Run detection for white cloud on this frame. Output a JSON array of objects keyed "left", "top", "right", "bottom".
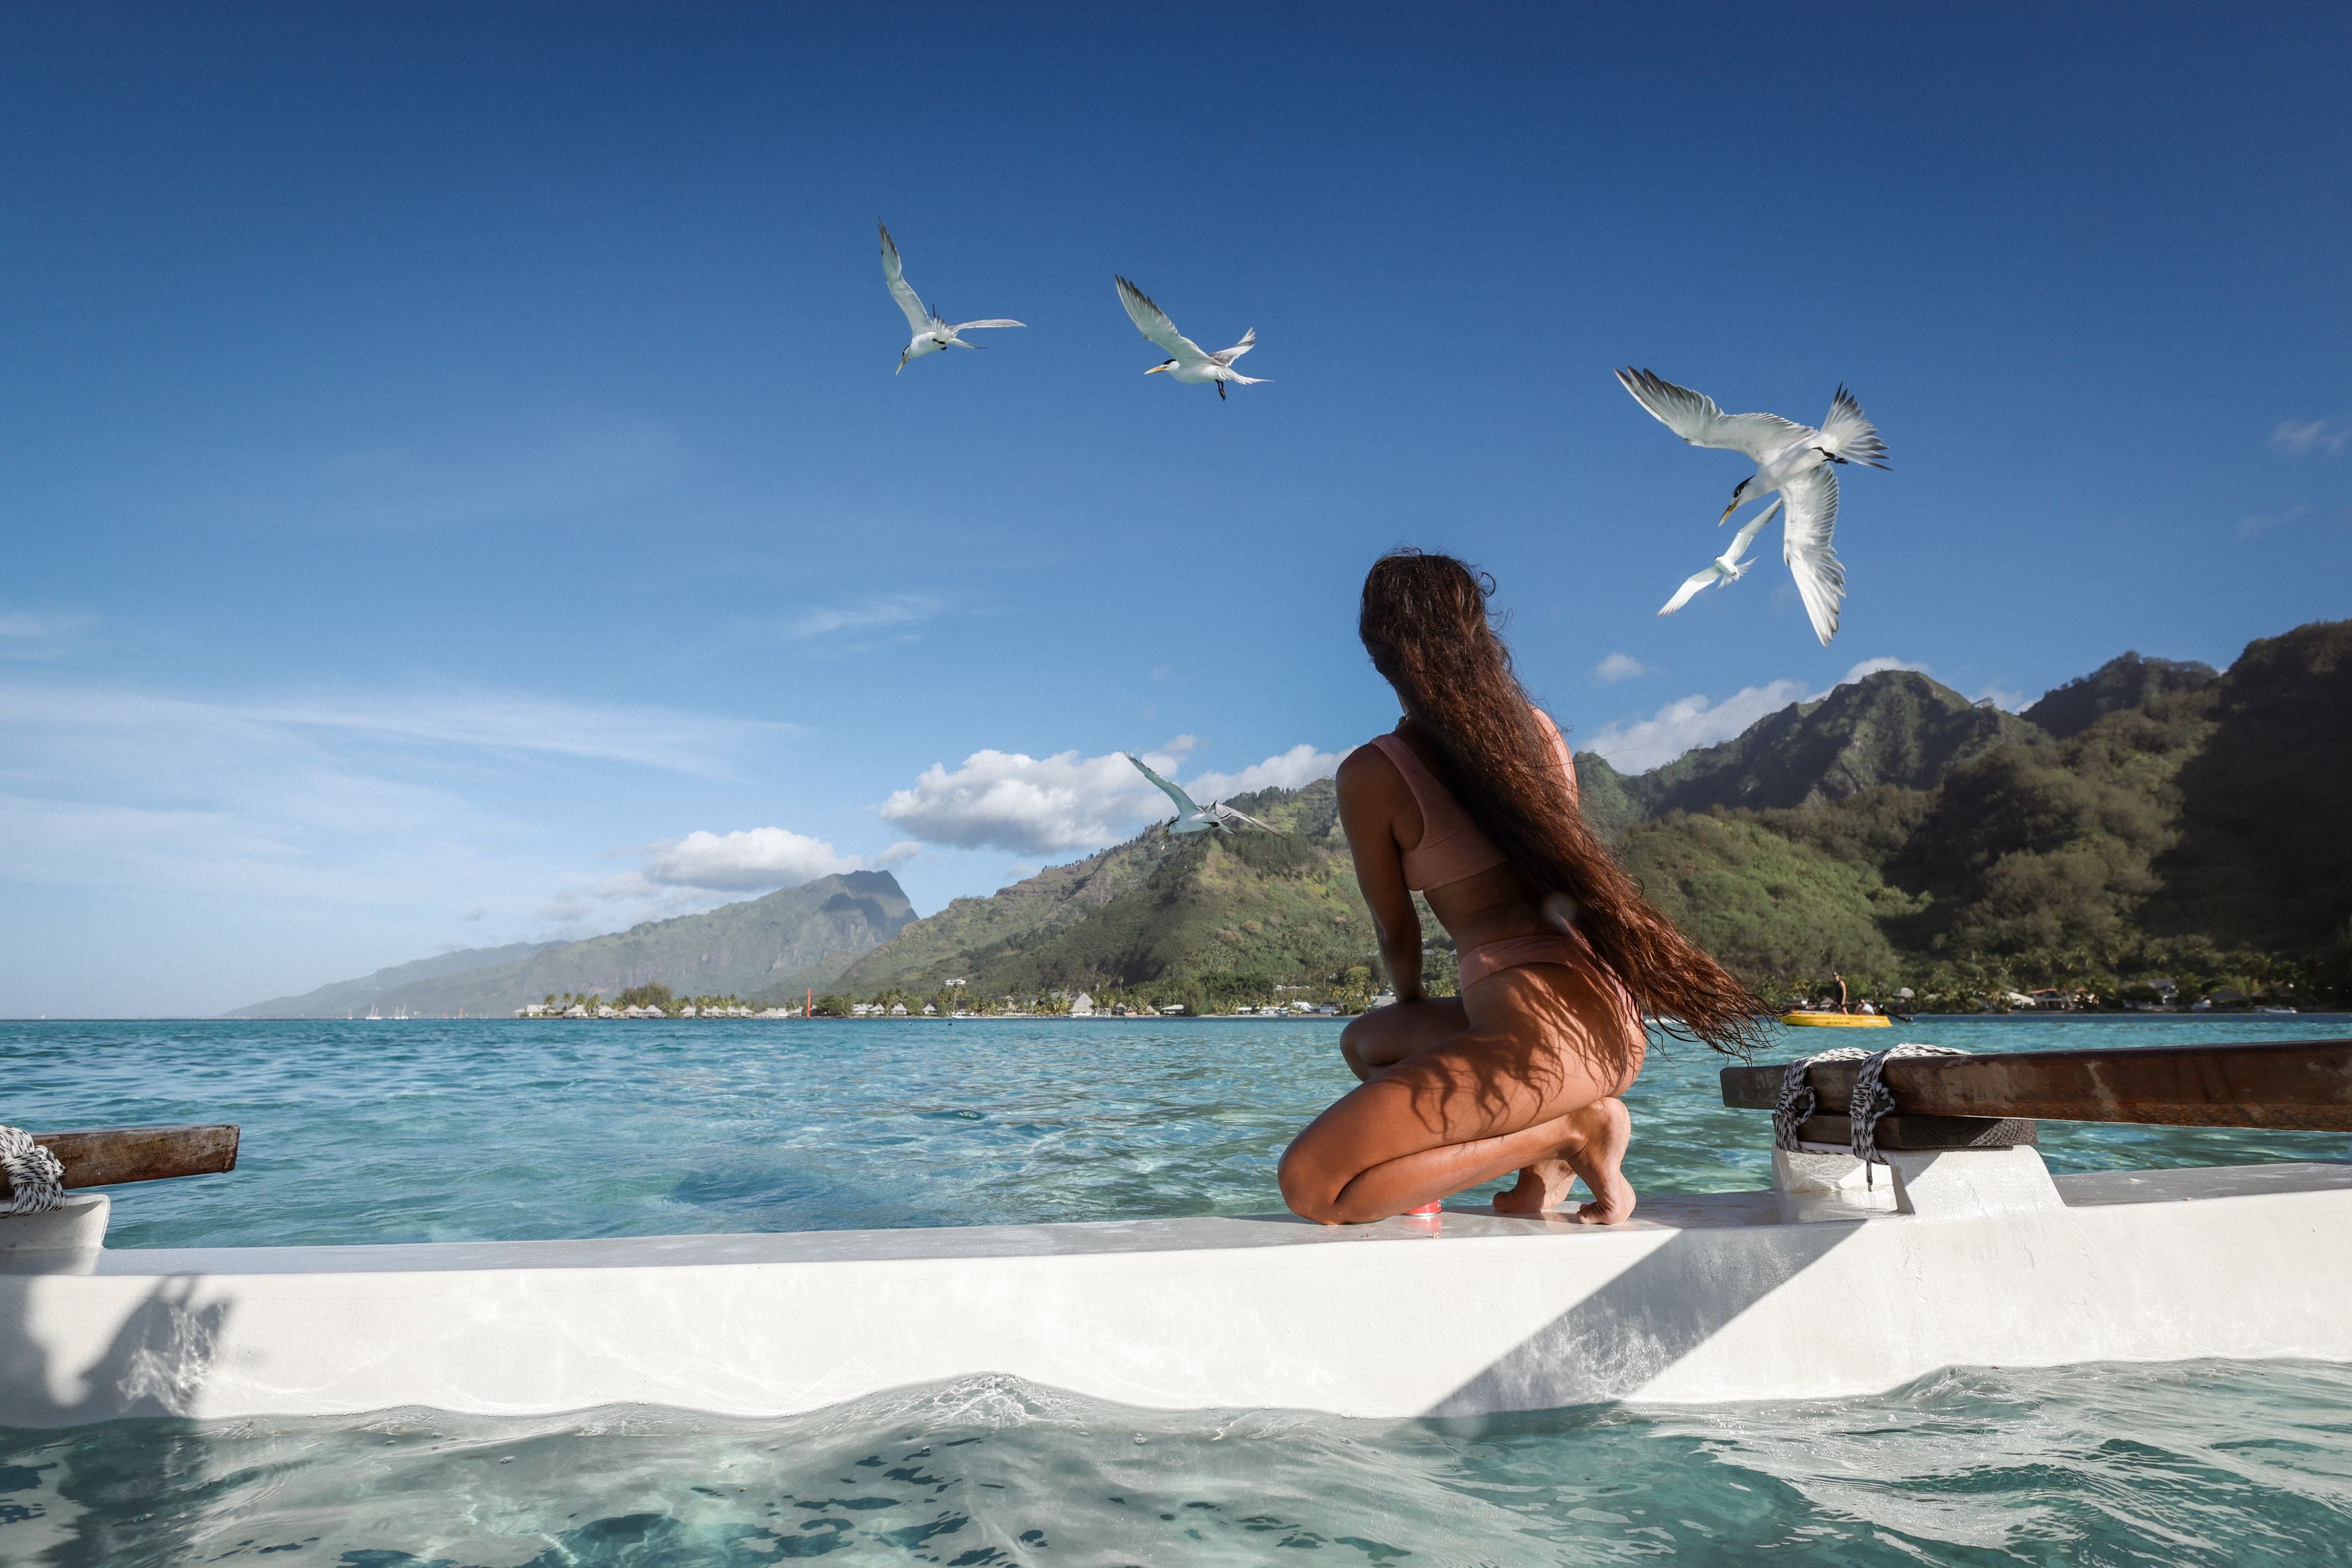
[
  {"left": 2238, "top": 505, "right": 2311, "bottom": 538},
  {"left": 2270, "top": 419, "right": 2350, "bottom": 457},
  {"left": 1837, "top": 656, "right": 1930, "bottom": 684},
  {"left": 0, "top": 611, "right": 84, "bottom": 640},
  {"left": 878, "top": 740, "right": 1338, "bottom": 857},
  {"left": 1593, "top": 652, "right": 1648, "bottom": 683},
  {"left": 880, "top": 748, "right": 1168, "bottom": 855},
  {"left": 0, "top": 679, "right": 784, "bottom": 780},
  {"left": 1584, "top": 657, "right": 1933, "bottom": 774},
  {"left": 786, "top": 595, "right": 941, "bottom": 640},
  {"left": 1187, "top": 744, "right": 1341, "bottom": 801},
  {"left": 640, "top": 827, "right": 864, "bottom": 891},
  {"left": 1976, "top": 685, "right": 2029, "bottom": 712},
  {"left": 0, "top": 670, "right": 801, "bottom": 959},
  {"left": 198, "top": 415, "right": 691, "bottom": 536},
  {"left": 1583, "top": 681, "right": 1810, "bottom": 773},
  {"left": 0, "top": 610, "right": 88, "bottom": 662}
]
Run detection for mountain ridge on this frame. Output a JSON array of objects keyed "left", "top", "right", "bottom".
[
  {"left": 233, "top": 619, "right": 2352, "bottom": 1017},
  {"left": 231, "top": 941, "right": 564, "bottom": 1019},
  {"left": 230, "top": 872, "right": 914, "bottom": 1017},
  {"left": 825, "top": 624, "right": 2348, "bottom": 1008},
  {"left": 1618, "top": 670, "right": 2042, "bottom": 818}
]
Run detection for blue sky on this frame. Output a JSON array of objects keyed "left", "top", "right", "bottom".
[{"left": 3, "top": 5, "right": 2347, "bottom": 1016}]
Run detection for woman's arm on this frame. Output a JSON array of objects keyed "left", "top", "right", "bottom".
[{"left": 1335, "top": 744, "right": 1425, "bottom": 1002}]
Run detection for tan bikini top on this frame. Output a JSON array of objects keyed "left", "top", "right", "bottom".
[{"left": 1368, "top": 707, "right": 1577, "bottom": 891}]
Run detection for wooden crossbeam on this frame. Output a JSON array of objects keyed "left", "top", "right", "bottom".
[
  {"left": 1722, "top": 1041, "right": 2352, "bottom": 1131},
  {"left": 1, "top": 1125, "right": 239, "bottom": 1198}
]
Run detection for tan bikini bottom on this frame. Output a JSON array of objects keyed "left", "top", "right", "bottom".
[{"left": 1456, "top": 932, "right": 1595, "bottom": 992}]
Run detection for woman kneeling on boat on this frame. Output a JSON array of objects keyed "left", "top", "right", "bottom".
[{"left": 1278, "top": 551, "right": 1768, "bottom": 1226}]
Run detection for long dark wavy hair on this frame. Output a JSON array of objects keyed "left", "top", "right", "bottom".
[{"left": 1359, "top": 549, "right": 1771, "bottom": 1055}]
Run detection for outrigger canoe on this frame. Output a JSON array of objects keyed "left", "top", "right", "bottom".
[
  {"left": 1781, "top": 1010, "right": 1891, "bottom": 1027},
  {"left": 5, "top": 1040, "right": 2351, "bottom": 1426}
]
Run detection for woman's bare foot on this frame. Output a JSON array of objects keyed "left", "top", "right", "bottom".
[
  {"left": 1558, "top": 1097, "right": 1634, "bottom": 1224},
  {"left": 1492, "top": 1158, "right": 1579, "bottom": 1214}
]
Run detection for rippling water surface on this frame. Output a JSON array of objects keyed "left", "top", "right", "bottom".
[
  {"left": 9, "top": 1014, "right": 2350, "bottom": 1248},
  {"left": 5, "top": 1015, "right": 2351, "bottom": 1562},
  {"left": 7, "top": 1363, "right": 2352, "bottom": 1566}
]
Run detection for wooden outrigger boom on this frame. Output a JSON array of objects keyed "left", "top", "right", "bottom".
[
  {"left": 0, "top": 1123, "right": 237, "bottom": 1201},
  {"left": 1723, "top": 1039, "right": 2352, "bottom": 1132}
]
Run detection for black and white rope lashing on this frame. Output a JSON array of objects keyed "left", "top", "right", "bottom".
[
  {"left": 1772, "top": 1043, "right": 1973, "bottom": 1177},
  {"left": 1846, "top": 1043, "right": 1970, "bottom": 1167},
  {"left": 1772, "top": 1045, "right": 1872, "bottom": 1152},
  {"left": 0, "top": 1125, "right": 65, "bottom": 1215}
]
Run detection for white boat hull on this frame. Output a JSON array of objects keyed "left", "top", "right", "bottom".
[{"left": 6, "top": 1152, "right": 2351, "bottom": 1428}]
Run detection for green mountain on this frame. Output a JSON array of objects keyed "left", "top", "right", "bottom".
[
  {"left": 230, "top": 941, "right": 562, "bottom": 1018},
  {"left": 232, "top": 872, "right": 914, "bottom": 1017},
  {"left": 826, "top": 621, "right": 2350, "bottom": 1013},
  {"left": 233, "top": 620, "right": 2352, "bottom": 1020},
  {"left": 1622, "top": 670, "right": 2042, "bottom": 816},
  {"left": 2021, "top": 652, "right": 2218, "bottom": 740},
  {"left": 1566, "top": 750, "right": 1647, "bottom": 842},
  {"left": 832, "top": 782, "right": 1390, "bottom": 1011},
  {"left": 1619, "top": 621, "right": 2351, "bottom": 1007},
  {"left": 821, "top": 668, "right": 2062, "bottom": 1009},
  {"left": 2141, "top": 623, "right": 2352, "bottom": 953}
]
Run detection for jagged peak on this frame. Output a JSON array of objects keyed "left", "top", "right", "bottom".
[{"left": 2024, "top": 652, "right": 2219, "bottom": 740}]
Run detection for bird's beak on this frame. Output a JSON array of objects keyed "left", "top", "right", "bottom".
[
  {"left": 1144, "top": 363, "right": 1169, "bottom": 375},
  {"left": 1718, "top": 498, "right": 1739, "bottom": 525}
]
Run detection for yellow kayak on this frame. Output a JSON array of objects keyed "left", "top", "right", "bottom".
[{"left": 1780, "top": 1011, "right": 1891, "bottom": 1028}]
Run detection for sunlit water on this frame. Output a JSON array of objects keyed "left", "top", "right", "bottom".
[{"left": 6, "top": 1015, "right": 2351, "bottom": 1563}]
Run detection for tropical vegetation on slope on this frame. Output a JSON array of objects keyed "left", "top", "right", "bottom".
[
  {"left": 230, "top": 619, "right": 2351, "bottom": 1019},
  {"left": 827, "top": 619, "right": 2351, "bottom": 1015}
]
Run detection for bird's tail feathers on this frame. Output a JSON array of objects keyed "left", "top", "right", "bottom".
[
  {"left": 1220, "top": 371, "right": 1266, "bottom": 386},
  {"left": 1818, "top": 385, "right": 1891, "bottom": 469}
]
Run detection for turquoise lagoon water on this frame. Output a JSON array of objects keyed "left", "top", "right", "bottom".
[{"left": 5, "top": 1014, "right": 2352, "bottom": 1563}]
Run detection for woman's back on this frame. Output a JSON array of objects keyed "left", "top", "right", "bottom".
[{"left": 1345, "top": 707, "right": 1579, "bottom": 955}]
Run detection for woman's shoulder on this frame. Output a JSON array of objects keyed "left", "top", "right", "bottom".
[
  {"left": 1337, "top": 737, "right": 1399, "bottom": 781},
  {"left": 1336, "top": 738, "right": 1411, "bottom": 799}
]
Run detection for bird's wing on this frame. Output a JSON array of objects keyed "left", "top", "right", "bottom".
[
  {"left": 1724, "top": 497, "right": 1782, "bottom": 566},
  {"left": 1116, "top": 277, "right": 1212, "bottom": 365},
  {"left": 1216, "top": 803, "right": 1285, "bottom": 834},
  {"left": 1656, "top": 566, "right": 1719, "bottom": 617},
  {"left": 1779, "top": 466, "right": 1846, "bottom": 646},
  {"left": 1126, "top": 752, "right": 1200, "bottom": 816},
  {"left": 1216, "top": 327, "right": 1257, "bottom": 363},
  {"left": 951, "top": 318, "right": 1025, "bottom": 331},
  {"left": 1816, "top": 384, "right": 1891, "bottom": 469},
  {"left": 879, "top": 223, "right": 931, "bottom": 333},
  {"left": 1615, "top": 368, "right": 1809, "bottom": 460}
]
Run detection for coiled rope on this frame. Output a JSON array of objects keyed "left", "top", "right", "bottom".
[
  {"left": 0, "top": 1125, "right": 65, "bottom": 1215},
  {"left": 1773, "top": 1043, "right": 1973, "bottom": 1180}
]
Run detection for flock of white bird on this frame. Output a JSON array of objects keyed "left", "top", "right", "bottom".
[
  {"left": 1616, "top": 369, "right": 1890, "bottom": 646},
  {"left": 879, "top": 222, "right": 1894, "bottom": 829},
  {"left": 880, "top": 221, "right": 1261, "bottom": 399}
]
